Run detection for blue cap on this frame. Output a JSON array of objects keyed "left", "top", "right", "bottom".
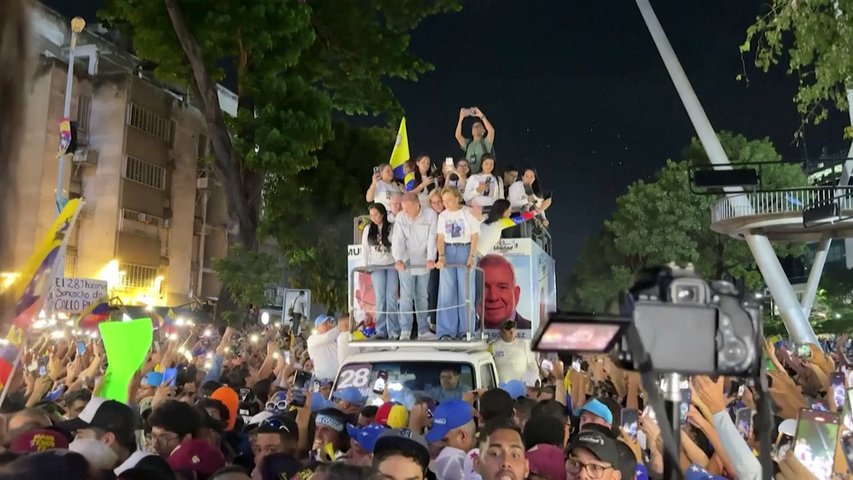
[
  {"left": 577, "top": 399, "right": 613, "bottom": 425},
  {"left": 424, "top": 399, "right": 474, "bottom": 443},
  {"left": 332, "top": 387, "right": 365, "bottom": 406},
  {"left": 498, "top": 380, "right": 526, "bottom": 399},
  {"left": 345, "top": 423, "right": 388, "bottom": 452},
  {"left": 314, "top": 314, "right": 332, "bottom": 326},
  {"left": 310, "top": 392, "right": 335, "bottom": 413}
]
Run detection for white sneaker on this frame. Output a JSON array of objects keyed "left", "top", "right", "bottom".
[
  {"left": 399, "top": 332, "right": 412, "bottom": 341},
  {"left": 418, "top": 332, "right": 438, "bottom": 341}
]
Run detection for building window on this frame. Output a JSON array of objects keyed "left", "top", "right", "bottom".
[
  {"left": 127, "top": 103, "right": 171, "bottom": 142},
  {"left": 125, "top": 155, "right": 166, "bottom": 190},
  {"left": 76, "top": 96, "right": 92, "bottom": 133},
  {"left": 197, "top": 133, "right": 209, "bottom": 159},
  {"left": 120, "top": 263, "right": 159, "bottom": 289}
]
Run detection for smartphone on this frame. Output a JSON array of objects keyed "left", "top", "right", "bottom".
[
  {"left": 444, "top": 157, "right": 454, "bottom": 168},
  {"left": 291, "top": 389, "right": 306, "bottom": 408},
  {"left": 735, "top": 408, "right": 753, "bottom": 441},
  {"left": 294, "top": 370, "right": 312, "bottom": 390},
  {"left": 842, "top": 432, "right": 853, "bottom": 473},
  {"left": 794, "top": 409, "right": 840, "bottom": 480},
  {"left": 163, "top": 367, "right": 177, "bottom": 387},
  {"left": 285, "top": 351, "right": 291, "bottom": 364},
  {"left": 831, "top": 372, "right": 846, "bottom": 411},
  {"left": 372, "top": 370, "right": 388, "bottom": 395},
  {"left": 76, "top": 341, "right": 86, "bottom": 357},
  {"left": 373, "top": 166, "right": 379, "bottom": 175},
  {"left": 796, "top": 343, "right": 813, "bottom": 359},
  {"left": 642, "top": 404, "right": 657, "bottom": 422},
  {"left": 773, "top": 433, "right": 794, "bottom": 462},
  {"left": 37, "top": 356, "right": 48, "bottom": 377},
  {"left": 313, "top": 380, "right": 320, "bottom": 393},
  {"left": 680, "top": 388, "right": 691, "bottom": 425},
  {"left": 620, "top": 408, "right": 639, "bottom": 441},
  {"left": 571, "top": 358, "right": 582, "bottom": 372}
]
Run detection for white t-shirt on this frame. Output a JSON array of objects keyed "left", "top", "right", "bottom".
[
  {"left": 307, "top": 328, "right": 341, "bottom": 381},
  {"left": 372, "top": 181, "right": 400, "bottom": 211},
  {"left": 361, "top": 223, "right": 395, "bottom": 266},
  {"left": 437, "top": 208, "right": 480, "bottom": 245},
  {"left": 476, "top": 222, "right": 503, "bottom": 256},
  {"left": 463, "top": 173, "right": 503, "bottom": 207},
  {"left": 490, "top": 338, "right": 539, "bottom": 384}
]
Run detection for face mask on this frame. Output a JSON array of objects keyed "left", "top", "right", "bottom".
[{"left": 69, "top": 437, "right": 119, "bottom": 470}]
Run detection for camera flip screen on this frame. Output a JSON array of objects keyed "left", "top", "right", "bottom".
[{"left": 536, "top": 322, "right": 622, "bottom": 352}]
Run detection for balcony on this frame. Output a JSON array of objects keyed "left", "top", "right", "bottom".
[{"left": 710, "top": 187, "right": 853, "bottom": 241}]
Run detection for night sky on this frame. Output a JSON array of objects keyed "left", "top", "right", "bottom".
[{"left": 51, "top": 1, "right": 851, "bottom": 283}]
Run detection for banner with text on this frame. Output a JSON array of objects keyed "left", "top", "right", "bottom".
[{"left": 51, "top": 278, "right": 108, "bottom": 314}]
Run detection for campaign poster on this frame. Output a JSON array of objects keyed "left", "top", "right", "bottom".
[{"left": 347, "top": 245, "right": 377, "bottom": 331}]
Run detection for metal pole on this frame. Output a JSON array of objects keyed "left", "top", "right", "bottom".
[
  {"left": 801, "top": 235, "right": 831, "bottom": 318},
  {"left": 56, "top": 17, "right": 86, "bottom": 214}
]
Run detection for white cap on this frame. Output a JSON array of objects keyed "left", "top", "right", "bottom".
[
  {"left": 778, "top": 419, "right": 796, "bottom": 437},
  {"left": 114, "top": 450, "right": 155, "bottom": 476},
  {"left": 248, "top": 410, "right": 274, "bottom": 427}
]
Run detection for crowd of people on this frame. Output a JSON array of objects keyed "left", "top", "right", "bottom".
[
  {"left": 360, "top": 108, "right": 552, "bottom": 341},
  {"left": 0, "top": 316, "right": 841, "bottom": 480}
]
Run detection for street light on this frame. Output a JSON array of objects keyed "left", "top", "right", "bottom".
[{"left": 57, "top": 16, "right": 87, "bottom": 215}]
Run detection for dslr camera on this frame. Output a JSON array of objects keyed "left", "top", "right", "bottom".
[{"left": 615, "top": 266, "right": 762, "bottom": 376}]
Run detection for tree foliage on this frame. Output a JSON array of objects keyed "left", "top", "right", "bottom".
[
  {"left": 263, "top": 121, "right": 391, "bottom": 313},
  {"left": 212, "top": 244, "right": 282, "bottom": 322},
  {"left": 742, "top": 0, "right": 853, "bottom": 128},
  {"left": 566, "top": 132, "right": 809, "bottom": 312}
]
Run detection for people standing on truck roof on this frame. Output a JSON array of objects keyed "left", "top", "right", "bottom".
[
  {"left": 427, "top": 366, "right": 471, "bottom": 403},
  {"left": 361, "top": 203, "right": 401, "bottom": 340},
  {"left": 365, "top": 163, "right": 402, "bottom": 213},
  {"left": 307, "top": 314, "right": 349, "bottom": 381},
  {"left": 435, "top": 187, "right": 480, "bottom": 340},
  {"left": 489, "top": 319, "right": 540, "bottom": 384},
  {"left": 392, "top": 193, "right": 439, "bottom": 341},
  {"left": 463, "top": 153, "right": 504, "bottom": 208},
  {"left": 454, "top": 106, "right": 496, "bottom": 174}
]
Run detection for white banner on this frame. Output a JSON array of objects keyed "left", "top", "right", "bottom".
[{"left": 51, "top": 277, "right": 108, "bottom": 314}]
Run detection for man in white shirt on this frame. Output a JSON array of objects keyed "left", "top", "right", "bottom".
[
  {"left": 392, "top": 193, "right": 439, "bottom": 341},
  {"left": 425, "top": 399, "right": 478, "bottom": 480},
  {"left": 289, "top": 291, "right": 307, "bottom": 335},
  {"left": 489, "top": 320, "right": 539, "bottom": 384},
  {"left": 306, "top": 314, "right": 349, "bottom": 381}
]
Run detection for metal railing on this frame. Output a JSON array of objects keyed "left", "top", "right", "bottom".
[
  {"left": 348, "top": 263, "right": 486, "bottom": 341},
  {"left": 710, "top": 187, "right": 853, "bottom": 224}
]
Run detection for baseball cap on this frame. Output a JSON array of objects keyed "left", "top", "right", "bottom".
[
  {"left": 314, "top": 314, "right": 332, "bottom": 326},
  {"left": 346, "top": 423, "right": 388, "bottom": 452},
  {"left": 9, "top": 428, "right": 70, "bottom": 454},
  {"left": 246, "top": 410, "right": 275, "bottom": 430},
  {"left": 311, "top": 392, "right": 335, "bottom": 413},
  {"left": 257, "top": 416, "right": 299, "bottom": 442},
  {"left": 499, "top": 380, "right": 526, "bottom": 400},
  {"left": 567, "top": 429, "right": 620, "bottom": 466},
  {"left": 332, "top": 387, "right": 365, "bottom": 406},
  {"left": 167, "top": 438, "right": 226, "bottom": 476},
  {"left": 577, "top": 398, "right": 614, "bottom": 426},
  {"left": 375, "top": 402, "right": 409, "bottom": 429},
  {"left": 425, "top": 399, "right": 474, "bottom": 443},
  {"left": 527, "top": 444, "right": 567, "bottom": 480},
  {"left": 374, "top": 428, "right": 430, "bottom": 470},
  {"left": 57, "top": 397, "right": 136, "bottom": 446}
]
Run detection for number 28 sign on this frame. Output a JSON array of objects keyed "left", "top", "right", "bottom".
[{"left": 335, "top": 363, "right": 372, "bottom": 389}]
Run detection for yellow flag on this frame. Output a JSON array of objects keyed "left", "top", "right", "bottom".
[{"left": 389, "top": 117, "right": 410, "bottom": 179}]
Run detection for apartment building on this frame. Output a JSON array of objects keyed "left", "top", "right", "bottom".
[{"left": 1, "top": 3, "right": 235, "bottom": 307}]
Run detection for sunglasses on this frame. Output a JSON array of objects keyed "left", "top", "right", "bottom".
[{"left": 266, "top": 400, "right": 288, "bottom": 412}]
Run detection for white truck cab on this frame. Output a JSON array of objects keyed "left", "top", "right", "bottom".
[{"left": 330, "top": 341, "right": 499, "bottom": 405}]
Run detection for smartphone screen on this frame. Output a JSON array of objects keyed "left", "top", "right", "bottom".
[
  {"left": 844, "top": 388, "right": 853, "bottom": 431},
  {"left": 831, "top": 372, "right": 846, "bottom": 411},
  {"left": 444, "top": 157, "right": 454, "bottom": 168},
  {"left": 735, "top": 408, "right": 753, "bottom": 441},
  {"left": 620, "top": 408, "right": 639, "bottom": 441},
  {"left": 680, "top": 388, "right": 691, "bottom": 425},
  {"left": 163, "top": 367, "right": 177, "bottom": 387},
  {"left": 313, "top": 380, "right": 320, "bottom": 393},
  {"left": 773, "top": 433, "right": 794, "bottom": 462},
  {"left": 372, "top": 370, "right": 388, "bottom": 395},
  {"left": 294, "top": 370, "right": 312, "bottom": 390},
  {"left": 571, "top": 358, "right": 582, "bottom": 372},
  {"left": 812, "top": 401, "right": 830, "bottom": 412},
  {"left": 76, "top": 341, "right": 86, "bottom": 356},
  {"left": 796, "top": 343, "right": 813, "bottom": 359},
  {"left": 373, "top": 166, "right": 379, "bottom": 174},
  {"left": 37, "top": 356, "right": 48, "bottom": 377},
  {"left": 291, "top": 389, "right": 306, "bottom": 408},
  {"left": 794, "top": 409, "right": 840, "bottom": 480}
]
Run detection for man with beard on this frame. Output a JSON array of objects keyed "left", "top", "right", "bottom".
[{"left": 476, "top": 418, "right": 529, "bottom": 480}]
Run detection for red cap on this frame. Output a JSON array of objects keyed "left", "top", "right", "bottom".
[
  {"left": 9, "top": 428, "right": 70, "bottom": 454},
  {"left": 167, "top": 439, "right": 225, "bottom": 476},
  {"left": 527, "top": 444, "right": 567, "bottom": 480}
]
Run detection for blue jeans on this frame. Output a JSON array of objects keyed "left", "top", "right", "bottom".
[
  {"left": 371, "top": 268, "right": 400, "bottom": 338},
  {"left": 437, "top": 243, "right": 475, "bottom": 338},
  {"left": 399, "top": 269, "right": 430, "bottom": 335}
]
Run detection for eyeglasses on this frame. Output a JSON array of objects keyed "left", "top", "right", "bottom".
[
  {"left": 148, "top": 431, "right": 179, "bottom": 446},
  {"left": 565, "top": 457, "right": 612, "bottom": 479}
]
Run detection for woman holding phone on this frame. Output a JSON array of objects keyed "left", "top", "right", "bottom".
[
  {"left": 365, "top": 163, "right": 402, "bottom": 213},
  {"left": 362, "top": 203, "right": 400, "bottom": 340},
  {"left": 463, "top": 153, "right": 503, "bottom": 207},
  {"left": 435, "top": 187, "right": 479, "bottom": 340}
]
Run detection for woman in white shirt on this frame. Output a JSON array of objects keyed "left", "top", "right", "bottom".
[
  {"left": 435, "top": 187, "right": 480, "bottom": 340},
  {"left": 365, "top": 163, "right": 402, "bottom": 213},
  {"left": 463, "top": 153, "right": 504, "bottom": 207},
  {"left": 476, "top": 199, "right": 539, "bottom": 256},
  {"left": 361, "top": 203, "right": 400, "bottom": 339}
]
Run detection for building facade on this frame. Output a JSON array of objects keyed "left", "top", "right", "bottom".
[{"left": 1, "top": 3, "right": 234, "bottom": 307}]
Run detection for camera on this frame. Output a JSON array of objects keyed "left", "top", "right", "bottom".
[
  {"left": 616, "top": 266, "right": 762, "bottom": 376},
  {"left": 533, "top": 266, "right": 762, "bottom": 376}
]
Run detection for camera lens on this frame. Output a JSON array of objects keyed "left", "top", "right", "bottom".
[{"left": 675, "top": 285, "right": 699, "bottom": 303}]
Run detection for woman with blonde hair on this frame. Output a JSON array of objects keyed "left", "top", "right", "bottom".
[{"left": 435, "top": 187, "right": 479, "bottom": 340}]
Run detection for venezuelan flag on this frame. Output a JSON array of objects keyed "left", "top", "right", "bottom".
[
  {"left": 78, "top": 297, "right": 110, "bottom": 330},
  {"left": 494, "top": 210, "right": 537, "bottom": 230},
  {"left": 389, "top": 118, "right": 410, "bottom": 179},
  {"left": 0, "top": 340, "right": 20, "bottom": 390},
  {"left": 404, "top": 172, "right": 416, "bottom": 191}
]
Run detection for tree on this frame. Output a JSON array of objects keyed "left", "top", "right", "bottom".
[
  {"left": 742, "top": 0, "right": 853, "bottom": 129},
  {"left": 102, "top": 0, "right": 460, "bottom": 315},
  {"left": 212, "top": 244, "right": 282, "bottom": 323},
  {"left": 569, "top": 132, "right": 808, "bottom": 310},
  {"left": 262, "top": 121, "right": 391, "bottom": 313}
]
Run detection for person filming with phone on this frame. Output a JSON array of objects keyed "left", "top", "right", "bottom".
[{"left": 454, "top": 106, "right": 495, "bottom": 174}]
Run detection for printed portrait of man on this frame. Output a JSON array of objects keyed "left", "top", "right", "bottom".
[{"left": 477, "top": 254, "right": 531, "bottom": 329}]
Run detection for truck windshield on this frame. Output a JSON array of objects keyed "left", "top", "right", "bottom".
[{"left": 334, "top": 361, "right": 475, "bottom": 406}]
